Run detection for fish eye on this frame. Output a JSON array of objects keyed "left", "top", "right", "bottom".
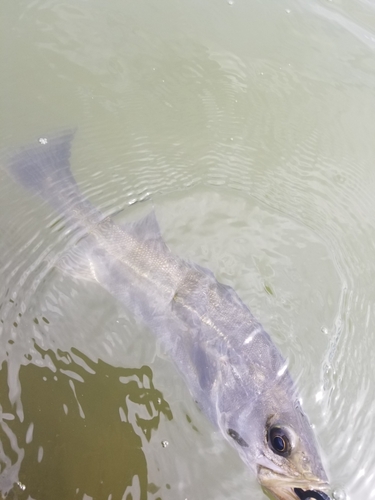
[{"left": 268, "top": 425, "right": 291, "bottom": 457}]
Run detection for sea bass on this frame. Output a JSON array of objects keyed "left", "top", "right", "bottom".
[{"left": 6, "top": 132, "right": 331, "bottom": 500}]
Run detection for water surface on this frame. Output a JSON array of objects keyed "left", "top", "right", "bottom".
[{"left": 1, "top": 0, "right": 375, "bottom": 499}]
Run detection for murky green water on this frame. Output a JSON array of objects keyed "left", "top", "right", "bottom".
[{"left": 1, "top": 0, "right": 375, "bottom": 498}]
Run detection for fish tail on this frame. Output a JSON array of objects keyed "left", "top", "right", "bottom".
[{"left": 6, "top": 130, "right": 78, "bottom": 200}]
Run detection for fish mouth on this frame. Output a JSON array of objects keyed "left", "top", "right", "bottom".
[
  {"left": 294, "top": 488, "right": 330, "bottom": 500},
  {"left": 258, "top": 466, "right": 331, "bottom": 500}
]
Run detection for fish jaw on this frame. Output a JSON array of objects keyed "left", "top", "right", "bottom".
[{"left": 258, "top": 465, "right": 331, "bottom": 500}]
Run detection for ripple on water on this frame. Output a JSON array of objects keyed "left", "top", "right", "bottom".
[
  {"left": 1, "top": 106, "right": 372, "bottom": 497},
  {"left": 1, "top": 3, "right": 375, "bottom": 496}
]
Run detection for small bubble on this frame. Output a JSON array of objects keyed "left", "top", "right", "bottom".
[
  {"left": 161, "top": 440, "right": 169, "bottom": 448},
  {"left": 321, "top": 326, "right": 329, "bottom": 335},
  {"left": 285, "top": 9, "right": 291, "bottom": 13},
  {"left": 157, "top": 398, "right": 161, "bottom": 404},
  {"left": 39, "top": 138, "right": 48, "bottom": 145},
  {"left": 227, "top": 0, "right": 234, "bottom": 4},
  {"left": 333, "top": 490, "right": 346, "bottom": 500}
]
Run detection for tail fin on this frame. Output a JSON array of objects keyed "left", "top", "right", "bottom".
[{"left": 6, "top": 130, "right": 77, "bottom": 198}]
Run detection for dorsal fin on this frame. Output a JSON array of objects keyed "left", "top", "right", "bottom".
[
  {"left": 122, "top": 211, "right": 169, "bottom": 253},
  {"left": 128, "top": 210, "right": 162, "bottom": 239}
]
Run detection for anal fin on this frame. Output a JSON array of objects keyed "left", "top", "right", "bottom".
[{"left": 57, "top": 238, "right": 98, "bottom": 282}]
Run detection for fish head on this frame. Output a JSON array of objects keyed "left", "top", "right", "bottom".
[
  {"left": 255, "top": 404, "right": 331, "bottom": 500},
  {"left": 223, "top": 375, "right": 330, "bottom": 500}
]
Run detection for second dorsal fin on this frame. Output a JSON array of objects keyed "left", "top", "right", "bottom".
[
  {"left": 123, "top": 210, "right": 169, "bottom": 253},
  {"left": 129, "top": 210, "right": 162, "bottom": 239}
]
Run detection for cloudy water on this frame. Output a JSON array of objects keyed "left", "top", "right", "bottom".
[{"left": 1, "top": 0, "right": 375, "bottom": 499}]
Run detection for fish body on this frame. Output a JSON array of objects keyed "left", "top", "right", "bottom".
[{"left": 6, "top": 132, "right": 331, "bottom": 500}]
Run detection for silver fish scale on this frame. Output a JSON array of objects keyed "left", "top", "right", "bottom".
[{"left": 82, "top": 225, "right": 291, "bottom": 429}]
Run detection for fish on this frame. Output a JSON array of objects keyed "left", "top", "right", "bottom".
[{"left": 5, "top": 131, "right": 331, "bottom": 500}]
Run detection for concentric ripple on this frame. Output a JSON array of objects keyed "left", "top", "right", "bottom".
[{"left": 1, "top": 0, "right": 375, "bottom": 499}]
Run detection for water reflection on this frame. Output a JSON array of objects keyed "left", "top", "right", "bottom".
[{"left": 0, "top": 348, "right": 172, "bottom": 500}]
